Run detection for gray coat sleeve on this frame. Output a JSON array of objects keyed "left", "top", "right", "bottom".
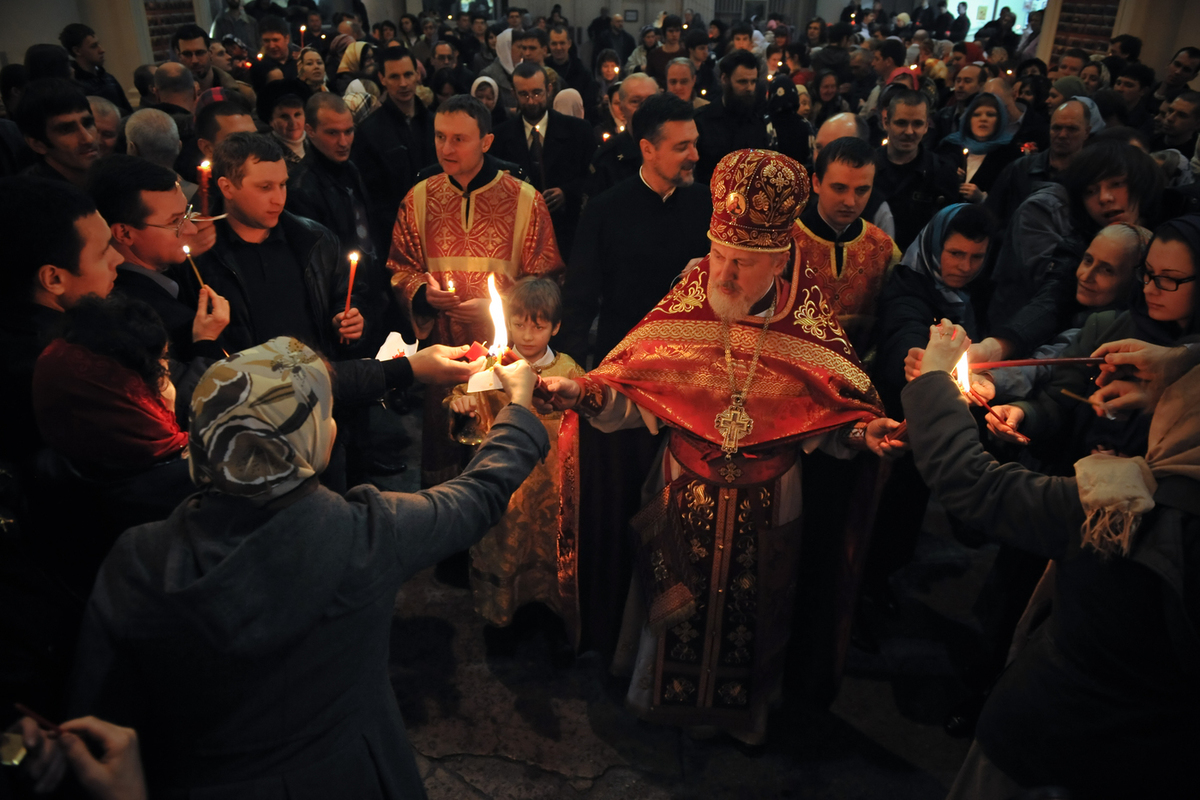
[
  {"left": 902, "top": 371, "right": 1085, "bottom": 560},
  {"left": 352, "top": 404, "right": 551, "bottom": 579}
]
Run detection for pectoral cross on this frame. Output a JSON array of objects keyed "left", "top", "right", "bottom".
[{"left": 715, "top": 400, "right": 754, "bottom": 456}]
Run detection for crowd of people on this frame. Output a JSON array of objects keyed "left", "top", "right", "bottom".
[{"left": 0, "top": 1, "right": 1199, "bottom": 797}]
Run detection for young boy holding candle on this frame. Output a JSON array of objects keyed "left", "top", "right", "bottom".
[{"left": 448, "top": 277, "right": 585, "bottom": 654}]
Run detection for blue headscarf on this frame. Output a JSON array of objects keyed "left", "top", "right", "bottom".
[
  {"left": 900, "top": 203, "right": 978, "bottom": 334},
  {"left": 942, "top": 92, "right": 1014, "bottom": 155}
]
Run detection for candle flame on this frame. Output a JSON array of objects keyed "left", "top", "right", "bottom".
[
  {"left": 349, "top": 251, "right": 359, "bottom": 265},
  {"left": 199, "top": 159, "right": 211, "bottom": 171},
  {"left": 954, "top": 353, "right": 971, "bottom": 393},
  {"left": 882, "top": 137, "right": 889, "bottom": 146},
  {"left": 257, "top": 53, "right": 263, "bottom": 60},
  {"left": 300, "top": 25, "right": 306, "bottom": 32},
  {"left": 602, "top": 132, "right": 610, "bottom": 140},
  {"left": 182, "top": 244, "right": 191, "bottom": 255},
  {"left": 445, "top": 277, "right": 455, "bottom": 292},
  {"left": 614, "top": 66, "right": 620, "bottom": 74},
  {"left": 486, "top": 274, "right": 507, "bottom": 355}
]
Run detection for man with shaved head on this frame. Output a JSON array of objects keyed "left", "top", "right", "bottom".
[{"left": 588, "top": 72, "right": 658, "bottom": 196}]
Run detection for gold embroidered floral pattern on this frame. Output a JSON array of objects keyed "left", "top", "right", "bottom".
[
  {"left": 717, "top": 681, "right": 749, "bottom": 706},
  {"left": 666, "top": 280, "right": 708, "bottom": 314},
  {"left": 664, "top": 677, "right": 697, "bottom": 703},
  {"left": 793, "top": 288, "right": 852, "bottom": 351}
]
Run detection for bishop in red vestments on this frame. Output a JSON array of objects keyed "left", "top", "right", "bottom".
[{"left": 544, "top": 149, "right": 905, "bottom": 743}]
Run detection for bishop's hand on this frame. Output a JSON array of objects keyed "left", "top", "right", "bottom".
[
  {"left": 540, "top": 376, "right": 581, "bottom": 412},
  {"left": 866, "top": 418, "right": 908, "bottom": 458}
]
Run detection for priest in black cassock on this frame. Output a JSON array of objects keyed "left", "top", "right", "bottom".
[{"left": 556, "top": 93, "right": 712, "bottom": 656}]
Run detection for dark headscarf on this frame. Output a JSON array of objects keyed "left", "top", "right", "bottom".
[
  {"left": 900, "top": 203, "right": 978, "bottom": 333},
  {"left": 943, "top": 92, "right": 1014, "bottom": 154}
]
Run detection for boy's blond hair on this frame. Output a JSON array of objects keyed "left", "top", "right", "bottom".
[{"left": 505, "top": 276, "right": 563, "bottom": 324}]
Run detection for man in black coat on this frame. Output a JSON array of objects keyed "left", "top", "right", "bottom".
[
  {"left": 289, "top": 94, "right": 411, "bottom": 350},
  {"left": 351, "top": 50, "right": 435, "bottom": 267},
  {"left": 694, "top": 49, "right": 768, "bottom": 184},
  {"left": 87, "top": 155, "right": 229, "bottom": 370},
  {"left": 490, "top": 62, "right": 596, "bottom": 260},
  {"left": 548, "top": 24, "right": 598, "bottom": 121},
  {"left": 248, "top": 15, "right": 298, "bottom": 90},
  {"left": 60, "top": 23, "right": 133, "bottom": 115},
  {"left": 555, "top": 93, "right": 711, "bottom": 656},
  {"left": 870, "top": 89, "right": 959, "bottom": 252},
  {"left": 588, "top": 73, "right": 659, "bottom": 198}
]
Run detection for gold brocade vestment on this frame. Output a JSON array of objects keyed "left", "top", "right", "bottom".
[
  {"left": 386, "top": 169, "right": 562, "bottom": 486},
  {"left": 578, "top": 260, "right": 884, "bottom": 741}
]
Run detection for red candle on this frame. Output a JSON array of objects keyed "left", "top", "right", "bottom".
[
  {"left": 197, "top": 160, "right": 211, "bottom": 215},
  {"left": 299, "top": 25, "right": 306, "bottom": 47},
  {"left": 344, "top": 251, "right": 359, "bottom": 317}
]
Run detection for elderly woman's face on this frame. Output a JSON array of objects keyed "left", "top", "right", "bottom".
[
  {"left": 474, "top": 83, "right": 496, "bottom": 110},
  {"left": 819, "top": 74, "right": 838, "bottom": 102}
]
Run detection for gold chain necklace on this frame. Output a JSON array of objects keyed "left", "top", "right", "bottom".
[{"left": 714, "top": 299, "right": 775, "bottom": 481}]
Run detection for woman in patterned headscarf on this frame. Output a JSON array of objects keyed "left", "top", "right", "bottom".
[{"left": 70, "top": 337, "right": 549, "bottom": 798}]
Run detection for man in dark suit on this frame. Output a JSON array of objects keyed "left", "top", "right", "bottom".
[{"left": 489, "top": 61, "right": 596, "bottom": 258}]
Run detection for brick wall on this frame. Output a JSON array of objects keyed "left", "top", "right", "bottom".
[
  {"left": 1050, "top": 0, "right": 1119, "bottom": 67},
  {"left": 145, "top": 1, "right": 197, "bottom": 61}
]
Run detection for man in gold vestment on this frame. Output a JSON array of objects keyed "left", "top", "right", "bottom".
[
  {"left": 544, "top": 149, "right": 905, "bottom": 744},
  {"left": 387, "top": 95, "right": 562, "bottom": 487}
]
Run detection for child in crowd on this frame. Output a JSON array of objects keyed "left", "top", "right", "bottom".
[{"left": 448, "top": 277, "right": 585, "bottom": 653}]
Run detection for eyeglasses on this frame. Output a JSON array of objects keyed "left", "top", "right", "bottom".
[
  {"left": 1136, "top": 265, "right": 1198, "bottom": 292},
  {"left": 144, "top": 204, "right": 197, "bottom": 238},
  {"left": 143, "top": 205, "right": 227, "bottom": 237},
  {"left": 516, "top": 89, "right": 546, "bottom": 101}
]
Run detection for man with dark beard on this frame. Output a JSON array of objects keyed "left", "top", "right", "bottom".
[
  {"left": 490, "top": 61, "right": 596, "bottom": 260},
  {"left": 556, "top": 93, "right": 712, "bottom": 657},
  {"left": 694, "top": 49, "right": 768, "bottom": 183}
]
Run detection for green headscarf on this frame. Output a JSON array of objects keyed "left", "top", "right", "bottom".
[{"left": 189, "top": 337, "right": 336, "bottom": 502}]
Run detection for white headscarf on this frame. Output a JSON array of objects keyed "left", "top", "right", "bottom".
[
  {"left": 554, "top": 88, "right": 585, "bottom": 118},
  {"left": 497, "top": 28, "right": 516, "bottom": 75}
]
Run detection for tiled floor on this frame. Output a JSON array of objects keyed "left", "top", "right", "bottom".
[{"left": 372, "top": 399, "right": 981, "bottom": 799}]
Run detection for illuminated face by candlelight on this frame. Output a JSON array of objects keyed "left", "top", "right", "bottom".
[
  {"left": 38, "top": 211, "right": 121, "bottom": 309},
  {"left": 260, "top": 30, "right": 290, "bottom": 62},
  {"left": 1141, "top": 238, "right": 1196, "bottom": 328},
  {"left": 509, "top": 313, "right": 559, "bottom": 361},
  {"left": 434, "top": 110, "right": 493, "bottom": 188},
  {"left": 939, "top": 231, "right": 990, "bottom": 288},
  {"left": 1075, "top": 227, "right": 1141, "bottom": 308},
  {"left": 115, "top": 186, "right": 197, "bottom": 270},
  {"left": 706, "top": 242, "right": 788, "bottom": 321},
  {"left": 218, "top": 156, "right": 289, "bottom": 231},
  {"left": 969, "top": 101, "right": 999, "bottom": 140},
  {"left": 298, "top": 49, "right": 326, "bottom": 86},
  {"left": 270, "top": 102, "right": 306, "bottom": 143}
]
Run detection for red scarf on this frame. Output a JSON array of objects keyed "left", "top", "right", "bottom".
[
  {"left": 590, "top": 259, "right": 882, "bottom": 453},
  {"left": 32, "top": 340, "right": 187, "bottom": 469}
]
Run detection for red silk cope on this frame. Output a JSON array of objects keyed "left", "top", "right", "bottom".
[{"left": 588, "top": 258, "right": 883, "bottom": 452}]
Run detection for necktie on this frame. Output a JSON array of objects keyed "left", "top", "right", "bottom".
[{"left": 530, "top": 127, "right": 546, "bottom": 191}]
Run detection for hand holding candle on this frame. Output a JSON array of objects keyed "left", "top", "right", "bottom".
[
  {"left": 182, "top": 245, "right": 205, "bottom": 287},
  {"left": 337, "top": 252, "right": 361, "bottom": 342}
]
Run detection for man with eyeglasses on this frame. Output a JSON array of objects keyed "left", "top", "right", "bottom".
[
  {"left": 491, "top": 61, "right": 596, "bottom": 258},
  {"left": 172, "top": 23, "right": 238, "bottom": 95},
  {"left": 88, "top": 155, "right": 230, "bottom": 363}
]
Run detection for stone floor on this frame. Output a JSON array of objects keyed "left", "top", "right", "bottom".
[{"left": 369, "top": 399, "right": 988, "bottom": 800}]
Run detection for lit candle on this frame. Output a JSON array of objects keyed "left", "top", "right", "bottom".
[
  {"left": 962, "top": 147, "right": 970, "bottom": 181},
  {"left": 197, "top": 160, "right": 211, "bottom": 215},
  {"left": 485, "top": 274, "right": 507, "bottom": 357},
  {"left": 299, "top": 25, "right": 306, "bottom": 47},
  {"left": 344, "top": 252, "right": 359, "bottom": 318},
  {"left": 602, "top": 132, "right": 611, "bottom": 141},
  {"left": 614, "top": 66, "right": 620, "bottom": 75},
  {"left": 182, "top": 245, "right": 204, "bottom": 287},
  {"left": 257, "top": 52, "right": 263, "bottom": 61},
  {"left": 882, "top": 137, "right": 889, "bottom": 146},
  {"left": 445, "top": 277, "right": 456, "bottom": 292}
]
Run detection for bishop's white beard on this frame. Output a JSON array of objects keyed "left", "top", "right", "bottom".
[{"left": 707, "top": 272, "right": 774, "bottom": 322}]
